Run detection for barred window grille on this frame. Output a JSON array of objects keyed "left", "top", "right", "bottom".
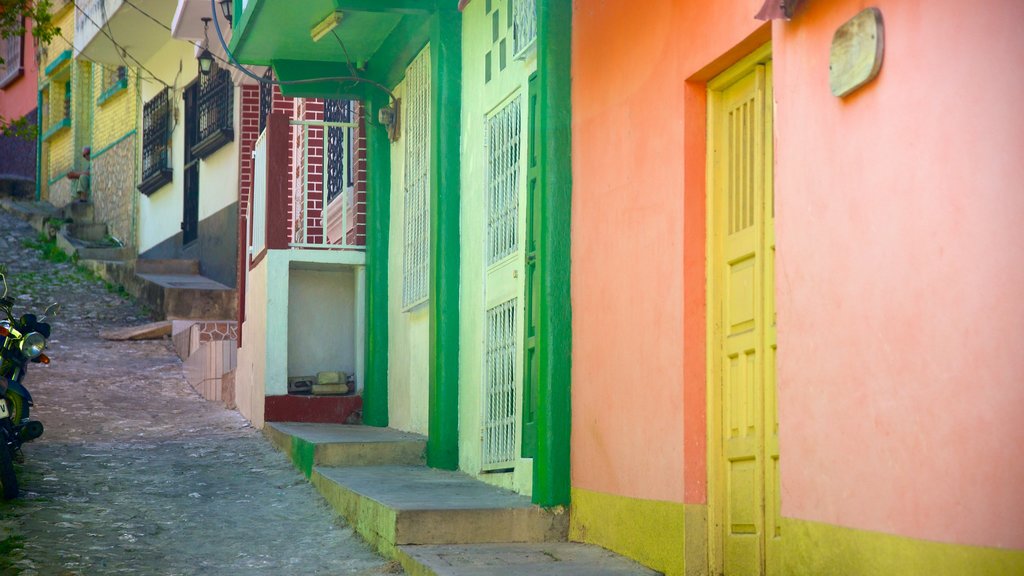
[
  {"left": 486, "top": 96, "right": 521, "bottom": 265},
  {"left": 62, "top": 81, "right": 71, "bottom": 121},
  {"left": 324, "top": 98, "right": 354, "bottom": 204},
  {"left": 258, "top": 68, "right": 272, "bottom": 134},
  {"left": 482, "top": 298, "right": 518, "bottom": 470},
  {"left": 100, "top": 65, "right": 126, "bottom": 93},
  {"left": 402, "top": 46, "right": 431, "bottom": 310},
  {"left": 192, "top": 68, "right": 234, "bottom": 158},
  {"left": 139, "top": 88, "right": 173, "bottom": 195},
  {"left": 0, "top": 32, "right": 23, "bottom": 88},
  {"left": 512, "top": 0, "right": 537, "bottom": 59}
]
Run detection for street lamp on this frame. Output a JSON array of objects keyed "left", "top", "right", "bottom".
[
  {"left": 197, "top": 18, "right": 215, "bottom": 76},
  {"left": 218, "top": 0, "right": 232, "bottom": 24}
]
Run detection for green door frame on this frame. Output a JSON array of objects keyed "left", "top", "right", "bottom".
[
  {"left": 362, "top": 91, "right": 392, "bottom": 428},
  {"left": 360, "top": 2, "right": 571, "bottom": 503},
  {"left": 426, "top": 5, "right": 462, "bottom": 470},
  {"left": 533, "top": 0, "right": 572, "bottom": 508}
]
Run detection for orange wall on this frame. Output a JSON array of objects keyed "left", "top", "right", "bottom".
[
  {"left": 774, "top": 0, "right": 1024, "bottom": 549},
  {"left": 0, "top": 19, "right": 40, "bottom": 121},
  {"left": 571, "top": 0, "right": 765, "bottom": 505},
  {"left": 572, "top": 0, "right": 1024, "bottom": 550}
]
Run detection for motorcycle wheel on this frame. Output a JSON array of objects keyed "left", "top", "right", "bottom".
[
  {"left": 4, "top": 390, "right": 25, "bottom": 425},
  {"left": 0, "top": 445, "right": 17, "bottom": 500}
]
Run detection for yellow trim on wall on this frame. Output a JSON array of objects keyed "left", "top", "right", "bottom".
[
  {"left": 569, "top": 487, "right": 689, "bottom": 576},
  {"left": 781, "top": 518, "right": 1024, "bottom": 576}
]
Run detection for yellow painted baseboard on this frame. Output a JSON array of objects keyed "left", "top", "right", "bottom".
[
  {"left": 570, "top": 487, "right": 701, "bottom": 576},
  {"left": 781, "top": 518, "right": 1024, "bottom": 576}
]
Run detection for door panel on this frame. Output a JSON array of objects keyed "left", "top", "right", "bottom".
[
  {"left": 481, "top": 93, "right": 524, "bottom": 471},
  {"left": 521, "top": 72, "right": 540, "bottom": 458},
  {"left": 183, "top": 82, "right": 200, "bottom": 245},
  {"left": 710, "top": 50, "right": 775, "bottom": 576}
]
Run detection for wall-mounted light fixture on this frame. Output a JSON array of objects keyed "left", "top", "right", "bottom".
[
  {"left": 311, "top": 10, "right": 344, "bottom": 42},
  {"left": 378, "top": 99, "right": 400, "bottom": 142},
  {"left": 197, "top": 18, "right": 215, "bottom": 76},
  {"left": 218, "top": 0, "right": 232, "bottom": 24}
]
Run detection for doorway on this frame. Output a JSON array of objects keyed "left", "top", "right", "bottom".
[{"left": 707, "top": 44, "right": 778, "bottom": 576}]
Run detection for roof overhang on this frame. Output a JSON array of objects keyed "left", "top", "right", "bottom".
[
  {"left": 229, "top": 0, "right": 433, "bottom": 99},
  {"left": 74, "top": 0, "right": 177, "bottom": 65}
]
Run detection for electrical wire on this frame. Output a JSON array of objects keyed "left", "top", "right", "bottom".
[
  {"left": 118, "top": 0, "right": 233, "bottom": 70},
  {"left": 72, "top": 1, "right": 169, "bottom": 89},
  {"left": 53, "top": 29, "right": 167, "bottom": 88},
  {"left": 331, "top": 30, "right": 360, "bottom": 79},
  {"left": 207, "top": 0, "right": 397, "bottom": 104}
]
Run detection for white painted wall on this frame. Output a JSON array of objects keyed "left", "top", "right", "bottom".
[
  {"left": 237, "top": 248, "right": 366, "bottom": 427},
  {"left": 236, "top": 253, "right": 267, "bottom": 427},
  {"left": 137, "top": 39, "right": 193, "bottom": 252},
  {"left": 136, "top": 38, "right": 238, "bottom": 253},
  {"left": 287, "top": 267, "right": 357, "bottom": 380},
  {"left": 387, "top": 77, "right": 430, "bottom": 435}
]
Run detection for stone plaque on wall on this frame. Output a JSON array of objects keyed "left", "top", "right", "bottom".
[{"left": 830, "top": 8, "right": 884, "bottom": 97}]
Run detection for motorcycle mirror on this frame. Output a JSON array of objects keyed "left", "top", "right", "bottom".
[{"left": 42, "top": 303, "right": 60, "bottom": 319}]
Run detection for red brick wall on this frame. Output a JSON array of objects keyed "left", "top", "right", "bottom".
[{"left": 237, "top": 80, "right": 294, "bottom": 346}]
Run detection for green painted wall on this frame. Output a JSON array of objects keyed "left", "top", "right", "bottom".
[
  {"left": 426, "top": 7, "right": 462, "bottom": 470},
  {"left": 534, "top": 0, "right": 572, "bottom": 508},
  {"left": 362, "top": 92, "right": 392, "bottom": 428}
]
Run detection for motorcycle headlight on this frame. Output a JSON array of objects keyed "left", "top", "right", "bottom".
[{"left": 20, "top": 331, "right": 46, "bottom": 359}]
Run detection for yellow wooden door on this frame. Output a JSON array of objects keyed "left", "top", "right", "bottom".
[{"left": 708, "top": 46, "right": 777, "bottom": 576}]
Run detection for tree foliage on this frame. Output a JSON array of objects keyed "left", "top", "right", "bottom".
[{"left": 1, "top": 0, "right": 58, "bottom": 138}]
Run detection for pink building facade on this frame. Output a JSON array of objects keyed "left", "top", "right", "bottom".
[
  {"left": 569, "top": 1, "right": 1024, "bottom": 574},
  {"left": 0, "top": 18, "right": 40, "bottom": 196}
]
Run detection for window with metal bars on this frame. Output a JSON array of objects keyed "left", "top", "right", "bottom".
[
  {"left": 402, "top": 46, "right": 431, "bottom": 310},
  {"left": 0, "top": 31, "right": 23, "bottom": 88},
  {"left": 482, "top": 298, "right": 518, "bottom": 470},
  {"left": 512, "top": 0, "right": 537, "bottom": 59},
  {"left": 41, "top": 79, "right": 71, "bottom": 139},
  {"left": 486, "top": 95, "right": 521, "bottom": 265},
  {"left": 324, "top": 98, "right": 354, "bottom": 204},
  {"left": 191, "top": 68, "right": 234, "bottom": 159},
  {"left": 258, "top": 68, "right": 272, "bottom": 134},
  {"left": 138, "top": 88, "right": 173, "bottom": 195},
  {"left": 98, "top": 65, "right": 127, "bottom": 104}
]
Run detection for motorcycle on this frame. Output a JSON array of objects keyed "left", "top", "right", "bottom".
[{"left": 0, "top": 265, "right": 58, "bottom": 499}]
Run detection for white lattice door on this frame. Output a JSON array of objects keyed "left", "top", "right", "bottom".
[{"left": 481, "top": 93, "right": 525, "bottom": 471}]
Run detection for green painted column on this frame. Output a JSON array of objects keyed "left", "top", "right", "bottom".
[
  {"left": 535, "top": 0, "right": 573, "bottom": 507},
  {"left": 426, "top": 7, "right": 462, "bottom": 470},
  {"left": 362, "top": 93, "right": 391, "bottom": 428}
]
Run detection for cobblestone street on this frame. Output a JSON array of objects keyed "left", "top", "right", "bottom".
[{"left": 0, "top": 209, "right": 401, "bottom": 575}]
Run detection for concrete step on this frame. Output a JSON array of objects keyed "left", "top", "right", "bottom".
[
  {"left": 135, "top": 272, "right": 236, "bottom": 320},
  {"left": 62, "top": 200, "right": 94, "bottom": 223},
  {"left": 135, "top": 258, "right": 200, "bottom": 275},
  {"left": 65, "top": 222, "right": 108, "bottom": 242},
  {"left": 76, "top": 245, "right": 132, "bottom": 261},
  {"left": 311, "top": 465, "right": 569, "bottom": 558},
  {"left": 396, "top": 543, "right": 660, "bottom": 576},
  {"left": 264, "top": 423, "right": 426, "bottom": 477}
]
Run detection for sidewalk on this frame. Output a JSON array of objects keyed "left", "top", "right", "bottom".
[{"left": 0, "top": 208, "right": 401, "bottom": 575}]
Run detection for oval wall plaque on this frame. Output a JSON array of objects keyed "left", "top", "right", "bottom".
[{"left": 829, "top": 7, "right": 884, "bottom": 97}]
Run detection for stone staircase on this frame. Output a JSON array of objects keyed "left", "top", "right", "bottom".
[
  {"left": 56, "top": 201, "right": 133, "bottom": 261},
  {"left": 263, "top": 422, "right": 659, "bottom": 576}
]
